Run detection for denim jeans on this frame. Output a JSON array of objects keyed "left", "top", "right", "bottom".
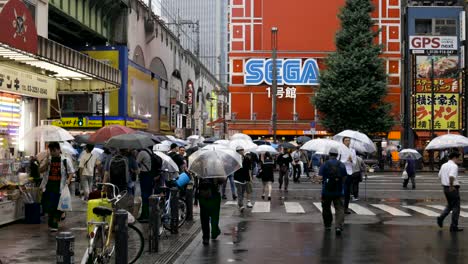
[{"left": 222, "top": 175, "right": 236, "bottom": 197}]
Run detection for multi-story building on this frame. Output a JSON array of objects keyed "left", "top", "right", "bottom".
[{"left": 227, "top": 0, "right": 402, "bottom": 144}]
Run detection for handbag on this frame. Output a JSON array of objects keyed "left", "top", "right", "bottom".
[{"left": 401, "top": 162, "right": 408, "bottom": 179}]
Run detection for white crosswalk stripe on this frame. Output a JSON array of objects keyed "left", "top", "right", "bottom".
[
  {"left": 313, "top": 202, "right": 335, "bottom": 214},
  {"left": 426, "top": 205, "right": 468, "bottom": 218},
  {"left": 252, "top": 201, "right": 270, "bottom": 213},
  {"left": 348, "top": 204, "right": 375, "bottom": 215},
  {"left": 225, "top": 201, "right": 237, "bottom": 206},
  {"left": 370, "top": 204, "right": 411, "bottom": 216},
  {"left": 401, "top": 206, "right": 439, "bottom": 217},
  {"left": 284, "top": 202, "right": 305, "bottom": 213}
]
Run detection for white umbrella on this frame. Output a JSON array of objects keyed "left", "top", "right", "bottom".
[
  {"left": 202, "top": 144, "right": 229, "bottom": 150},
  {"left": 214, "top": 139, "right": 230, "bottom": 146},
  {"left": 91, "top": 148, "right": 104, "bottom": 156},
  {"left": 154, "top": 143, "right": 170, "bottom": 152},
  {"left": 154, "top": 151, "right": 179, "bottom": 173},
  {"left": 229, "top": 139, "right": 258, "bottom": 151},
  {"left": 60, "top": 142, "right": 78, "bottom": 156},
  {"left": 254, "top": 145, "right": 279, "bottom": 155},
  {"left": 301, "top": 139, "right": 351, "bottom": 157},
  {"left": 25, "top": 125, "right": 74, "bottom": 142},
  {"left": 230, "top": 133, "right": 253, "bottom": 141},
  {"left": 187, "top": 135, "right": 205, "bottom": 148},
  {"left": 289, "top": 141, "right": 299, "bottom": 147},
  {"left": 398, "top": 149, "right": 422, "bottom": 160},
  {"left": 189, "top": 146, "right": 242, "bottom": 178},
  {"left": 425, "top": 134, "right": 468, "bottom": 150},
  {"left": 333, "top": 130, "right": 376, "bottom": 153}
]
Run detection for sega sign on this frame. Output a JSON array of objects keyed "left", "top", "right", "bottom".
[
  {"left": 409, "top": 36, "right": 458, "bottom": 50},
  {"left": 244, "top": 58, "right": 319, "bottom": 85}
]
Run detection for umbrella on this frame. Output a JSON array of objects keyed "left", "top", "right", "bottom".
[
  {"left": 333, "top": 130, "right": 376, "bottom": 153},
  {"left": 153, "top": 151, "right": 179, "bottom": 173},
  {"left": 73, "top": 134, "right": 90, "bottom": 144},
  {"left": 136, "top": 131, "right": 168, "bottom": 143},
  {"left": 60, "top": 142, "right": 78, "bottom": 156},
  {"left": 188, "top": 146, "right": 242, "bottom": 178},
  {"left": 89, "top": 125, "right": 136, "bottom": 144},
  {"left": 301, "top": 139, "right": 351, "bottom": 156},
  {"left": 230, "top": 133, "right": 252, "bottom": 141},
  {"left": 105, "top": 134, "right": 154, "bottom": 149},
  {"left": 253, "top": 140, "right": 271, "bottom": 146},
  {"left": 296, "top": 136, "right": 312, "bottom": 144},
  {"left": 202, "top": 144, "right": 229, "bottom": 150},
  {"left": 425, "top": 134, "right": 468, "bottom": 150},
  {"left": 25, "top": 125, "right": 74, "bottom": 142},
  {"left": 204, "top": 136, "right": 220, "bottom": 144},
  {"left": 254, "top": 145, "right": 279, "bottom": 155},
  {"left": 398, "top": 149, "right": 422, "bottom": 160},
  {"left": 154, "top": 143, "right": 170, "bottom": 152},
  {"left": 289, "top": 141, "right": 299, "bottom": 147},
  {"left": 229, "top": 139, "right": 258, "bottom": 151},
  {"left": 280, "top": 142, "right": 297, "bottom": 149},
  {"left": 214, "top": 139, "right": 230, "bottom": 146},
  {"left": 91, "top": 148, "right": 104, "bottom": 156}
]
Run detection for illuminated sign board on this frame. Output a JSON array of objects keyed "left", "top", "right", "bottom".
[{"left": 244, "top": 58, "right": 319, "bottom": 85}]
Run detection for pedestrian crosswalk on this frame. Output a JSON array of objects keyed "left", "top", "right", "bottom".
[{"left": 222, "top": 200, "right": 468, "bottom": 218}]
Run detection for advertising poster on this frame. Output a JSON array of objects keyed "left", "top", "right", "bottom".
[
  {"left": 414, "top": 93, "right": 459, "bottom": 130},
  {"left": 415, "top": 56, "right": 459, "bottom": 93}
]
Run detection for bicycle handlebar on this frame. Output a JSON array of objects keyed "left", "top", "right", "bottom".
[{"left": 96, "top": 183, "right": 127, "bottom": 205}]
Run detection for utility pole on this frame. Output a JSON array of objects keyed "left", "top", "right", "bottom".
[
  {"left": 271, "top": 27, "right": 278, "bottom": 143},
  {"left": 464, "top": 2, "right": 468, "bottom": 137},
  {"left": 430, "top": 56, "right": 435, "bottom": 171}
]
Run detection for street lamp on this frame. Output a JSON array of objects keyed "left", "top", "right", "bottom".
[{"left": 271, "top": 27, "right": 278, "bottom": 143}]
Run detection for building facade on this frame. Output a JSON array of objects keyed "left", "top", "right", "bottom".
[{"left": 227, "top": 0, "right": 402, "bottom": 143}]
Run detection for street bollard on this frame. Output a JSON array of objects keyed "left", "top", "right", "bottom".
[
  {"left": 170, "top": 187, "right": 179, "bottom": 234},
  {"left": 56, "top": 232, "right": 74, "bottom": 264},
  {"left": 185, "top": 182, "right": 194, "bottom": 221},
  {"left": 148, "top": 195, "right": 160, "bottom": 253},
  {"left": 114, "top": 209, "right": 128, "bottom": 264}
]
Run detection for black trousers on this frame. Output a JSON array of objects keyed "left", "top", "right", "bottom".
[
  {"left": 293, "top": 164, "right": 301, "bottom": 182},
  {"left": 343, "top": 175, "right": 352, "bottom": 210},
  {"left": 350, "top": 173, "right": 361, "bottom": 198},
  {"left": 322, "top": 196, "right": 344, "bottom": 229},
  {"left": 439, "top": 186, "right": 460, "bottom": 228},
  {"left": 199, "top": 192, "right": 221, "bottom": 240},
  {"left": 403, "top": 174, "right": 416, "bottom": 188}
]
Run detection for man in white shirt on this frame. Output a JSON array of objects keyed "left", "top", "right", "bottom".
[
  {"left": 437, "top": 151, "right": 463, "bottom": 232},
  {"left": 340, "top": 137, "right": 356, "bottom": 214},
  {"left": 79, "top": 144, "right": 100, "bottom": 201}
]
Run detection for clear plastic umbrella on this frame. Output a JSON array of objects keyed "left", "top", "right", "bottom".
[
  {"left": 153, "top": 151, "right": 179, "bottom": 173},
  {"left": 188, "top": 146, "right": 242, "bottom": 178},
  {"left": 398, "top": 149, "right": 422, "bottom": 160},
  {"left": 214, "top": 139, "right": 230, "bottom": 146},
  {"left": 230, "top": 133, "right": 253, "bottom": 142},
  {"left": 425, "top": 134, "right": 468, "bottom": 150},
  {"left": 229, "top": 139, "right": 258, "bottom": 151},
  {"left": 333, "top": 130, "right": 376, "bottom": 153},
  {"left": 301, "top": 139, "right": 351, "bottom": 157},
  {"left": 25, "top": 125, "right": 74, "bottom": 142},
  {"left": 60, "top": 142, "right": 78, "bottom": 156},
  {"left": 254, "top": 145, "right": 279, "bottom": 155}
]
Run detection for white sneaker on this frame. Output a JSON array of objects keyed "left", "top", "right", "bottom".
[
  {"left": 239, "top": 206, "right": 245, "bottom": 213},
  {"left": 352, "top": 197, "right": 359, "bottom": 201},
  {"left": 247, "top": 201, "right": 253, "bottom": 208}
]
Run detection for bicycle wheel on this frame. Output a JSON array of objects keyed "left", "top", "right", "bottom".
[
  {"left": 128, "top": 224, "right": 145, "bottom": 264},
  {"left": 162, "top": 199, "right": 187, "bottom": 230},
  {"left": 83, "top": 226, "right": 105, "bottom": 264}
]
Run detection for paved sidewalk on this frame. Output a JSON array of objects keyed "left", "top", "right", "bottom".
[{"left": 0, "top": 196, "right": 200, "bottom": 264}]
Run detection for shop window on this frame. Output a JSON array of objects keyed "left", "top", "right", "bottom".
[
  {"left": 59, "top": 94, "right": 93, "bottom": 115},
  {"left": 415, "top": 18, "right": 456, "bottom": 36}
]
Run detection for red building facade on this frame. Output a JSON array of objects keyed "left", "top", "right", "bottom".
[{"left": 227, "top": 0, "right": 402, "bottom": 141}]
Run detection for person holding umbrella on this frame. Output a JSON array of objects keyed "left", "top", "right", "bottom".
[{"left": 402, "top": 159, "right": 417, "bottom": 190}]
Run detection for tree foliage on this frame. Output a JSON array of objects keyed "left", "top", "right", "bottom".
[{"left": 314, "top": 0, "right": 395, "bottom": 134}]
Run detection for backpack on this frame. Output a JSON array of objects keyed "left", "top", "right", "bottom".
[
  {"left": 109, "top": 155, "right": 129, "bottom": 193},
  {"left": 142, "top": 149, "right": 162, "bottom": 179},
  {"left": 324, "top": 162, "right": 342, "bottom": 194}
]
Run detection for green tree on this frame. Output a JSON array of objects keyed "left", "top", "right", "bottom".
[{"left": 314, "top": 0, "right": 394, "bottom": 134}]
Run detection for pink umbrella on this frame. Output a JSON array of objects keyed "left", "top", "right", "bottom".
[{"left": 88, "top": 125, "right": 136, "bottom": 144}]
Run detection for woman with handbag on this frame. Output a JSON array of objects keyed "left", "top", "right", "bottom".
[
  {"left": 260, "top": 152, "right": 275, "bottom": 200},
  {"left": 402, "top": 159, "right": 416, "bottom": 189}
]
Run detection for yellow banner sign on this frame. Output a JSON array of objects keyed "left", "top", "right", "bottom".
[
  {"left": 87, "top": 119, "right": 125, "bottom": 128},
  {"left": 52, "top": 118, "right": 83, "bottom": 128},
  {"left": 414, "top": 93, "right": 459, "bottom": 130},
  {"left": 0, "top": 64, "right": 57, "bottom": 99}
]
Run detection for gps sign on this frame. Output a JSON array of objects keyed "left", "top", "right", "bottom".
[{"left": 409, "top": 36, "right": 458, "bottom": 54}]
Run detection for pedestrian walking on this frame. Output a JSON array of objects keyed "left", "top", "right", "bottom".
[
  {"left": 311, "top": 152, "right": 322, "bottom": 183},
  {"left": 196, "top": 177, "right": 224, "bottom": 245},
  {"left": 402, "top": 159, "right": 417, "bottom": 190},
  {"left": 260, "top": 152, "right": 274, "bottom": 201},
  {"left": 300, "top": 149, "right": 311, "bottom": 178},
  {"left": 222, "top": 174, "right": 237, "bottom": 200},
  {"left": 168, "top": 143, "right": 185, "bottom": 171},
  {"left": 292, "top": 147, "right": 302, "bottom": 183},
  {"left": 350, "top": 155, "right": 366, "bottom": 201},
  {"left": 437, "top": 152, "right": 463, "bottom": 232},
  {"left": 136, "top": 146, "right": 162, "bottom": 222},
  {"left": 319, "top": 148, "right": 347, "bottom": 235},
  {"left": 39, "top": 142, "right": 75, "bottom": 232},
  {"left": 277, "top": 149, "right": 292, "bottom": 193},
  {"left": 234, "top": 146, "right": 253, "bottom": 212},
  {"left": 340, "top": 137, "right": 356, "bottom": 214},
  {"left": 78, "top": 144, "right": 99, "bottom": 201}
]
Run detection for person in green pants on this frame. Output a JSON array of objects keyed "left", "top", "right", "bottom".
[{"left": 196, "top": 177, "right": 225, "bottom": 245}]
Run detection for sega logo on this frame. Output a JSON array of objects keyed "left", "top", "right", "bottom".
[
  {"left": 244, "top": 58, "right": 319, "bottom": 85},
  {"left": 409, "top": 36, "right": 457, "bottom": 50}
]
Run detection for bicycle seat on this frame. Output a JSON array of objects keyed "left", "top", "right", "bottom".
[{"left": 93, "top": 206, "right": 113, "bottom": 217}]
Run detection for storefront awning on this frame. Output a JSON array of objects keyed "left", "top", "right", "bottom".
[
  {"left": 415, "top": 131, "right": 460, "bottom": 138},
  {"left": 207, "top": 117, "right": 224, "bottom": 126}
]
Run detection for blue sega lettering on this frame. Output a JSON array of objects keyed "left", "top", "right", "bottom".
[{"left": 244, "top": 58, "right": 319, "bottom": 85}]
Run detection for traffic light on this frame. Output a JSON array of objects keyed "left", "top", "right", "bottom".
[{"left": 78, "top": 116, "right": 84, "bottom": 126}]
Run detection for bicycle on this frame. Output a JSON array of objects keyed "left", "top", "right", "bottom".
[
  {"left": 81, "top": 183, "right": 144, "bottom": 264},
  {"left": 154, "top": 184, "right": 187, "bottom": 236}
]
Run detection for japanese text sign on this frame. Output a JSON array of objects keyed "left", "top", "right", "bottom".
[
  {"left": 414, "top": 93, "right": 459, "bottom": 130},
  {"left": 0, "top": 64, "right": 56, "bottom": 99},
  {"left": 245, "top": 58, "right": 319, "bottom": 85}
]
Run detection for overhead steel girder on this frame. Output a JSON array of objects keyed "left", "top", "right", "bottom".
[{"left": 101, "top": 0, "right": 126, "bottom": 18}]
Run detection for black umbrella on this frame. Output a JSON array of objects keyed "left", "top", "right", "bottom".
[
  {"left": 135, "top": 131, "right": 169, "bottom": 143},
  {"left": 296, "top": 136, "right": 312, "bottom": 144},
  {"left": 280, "top": 142, "right": 297, "bottom": 149},
  {"left": 253, "top": 140, "right": 271, "bottom": 146},
  {"left": 74, "top": 134, "right": 90, "bottom": 144},
  {"left": 204, "top": 136, "right": 220, "bottom": 144}
]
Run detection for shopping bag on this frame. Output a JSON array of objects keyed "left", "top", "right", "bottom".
[
  {"left": 58, "top": 186, "right": 73, "bottom": 211},
  {"left": 401, "top": 171, "right": 408, "bottom": 180}
]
